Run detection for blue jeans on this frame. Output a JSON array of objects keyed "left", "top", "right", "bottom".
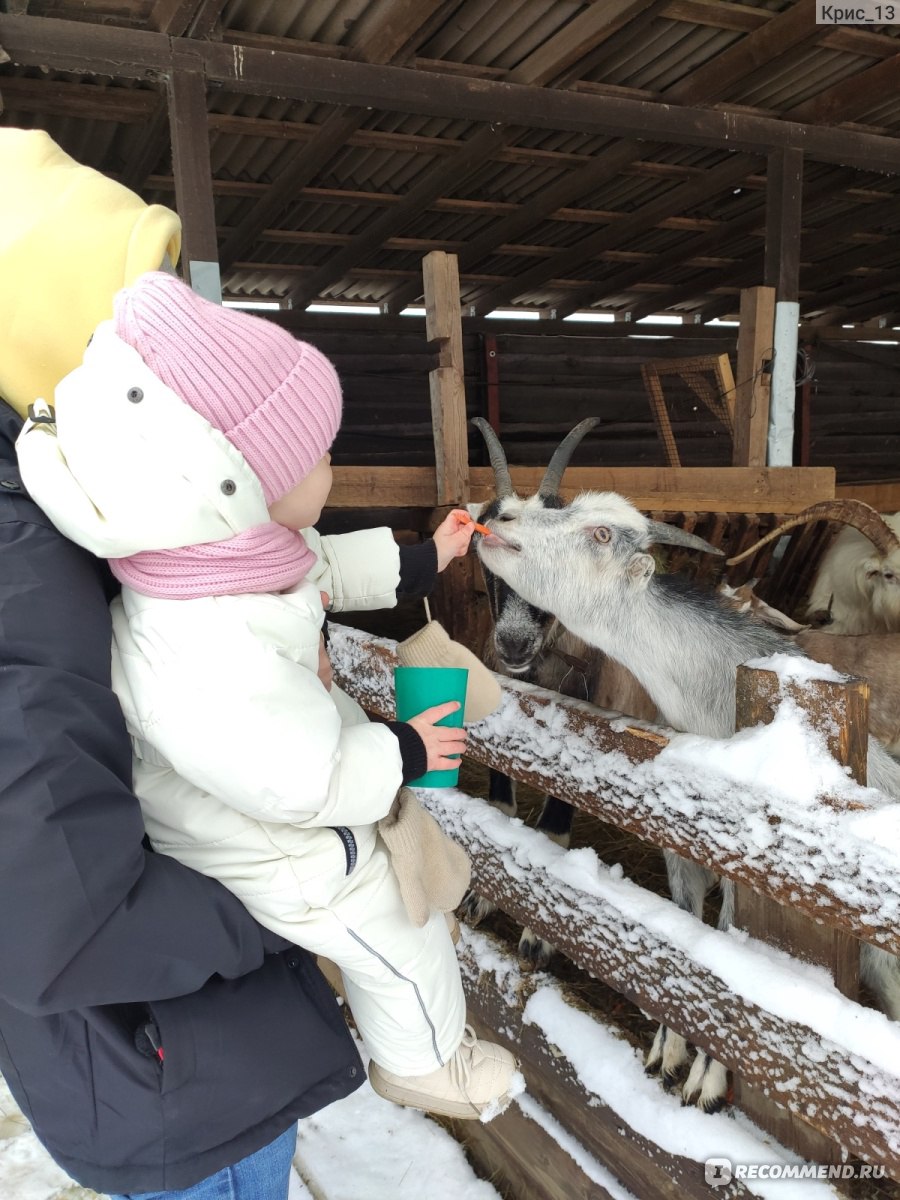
[{"left": 107, "top": 1124, "right": 297, "bottom": 1200}]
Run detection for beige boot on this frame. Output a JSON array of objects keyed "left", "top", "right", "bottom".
[{"left": 368, "top": 1026, "right": 520, "bottom": 1120}]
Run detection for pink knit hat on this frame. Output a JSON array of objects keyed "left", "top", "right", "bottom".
[{"left": 113, "top": 272, "right": 342, "bottom": 504}]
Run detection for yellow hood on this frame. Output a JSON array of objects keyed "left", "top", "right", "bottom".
[{"left": 0, "top": 128, "right": 182, "bottom": 418}]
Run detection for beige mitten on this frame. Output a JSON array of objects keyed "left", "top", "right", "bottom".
[
  {"left": 378, "top": 788, "right": 471, "bottom": 928},
  {"left": 397, "top": 620, "right": 502, "bottom": 723}
]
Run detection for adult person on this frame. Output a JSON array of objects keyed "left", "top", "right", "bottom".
[{"left": 0, "top": 127, "right": 362, "bottom": 1199}]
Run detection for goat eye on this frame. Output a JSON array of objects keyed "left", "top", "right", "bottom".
[
  {"left": 593, "top": 527, "right": 611, "bottom": 544},
  {"left": 497, "top": 513, "right": 515, "bottom": 522}
]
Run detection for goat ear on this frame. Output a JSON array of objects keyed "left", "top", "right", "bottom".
[
  {"left": 627, "top": 552, "right": 655, "bottom": 588},
  {"left": 465, "top": 501, "right": 485, "bottom": 519}
]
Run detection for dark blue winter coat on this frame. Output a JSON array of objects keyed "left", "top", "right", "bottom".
[{"left": 0, "top": 399, "right": 363, "bottom": 1193}]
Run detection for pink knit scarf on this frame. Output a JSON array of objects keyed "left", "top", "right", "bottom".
[{"left": 109, "top": 522, "right": 317, "bottom": 598}]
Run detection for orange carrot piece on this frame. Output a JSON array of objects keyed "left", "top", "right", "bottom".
[{"left": 458, "top": 511, "right": 492, "bottom": 536}]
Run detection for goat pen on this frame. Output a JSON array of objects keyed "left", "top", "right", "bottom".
[{"left": 329, "top": 621, "right": 900, "bottom": 1200}]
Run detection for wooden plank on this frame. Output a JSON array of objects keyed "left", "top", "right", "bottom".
[
  {"left": 332, "top": 632, "right": 900, "bottom": 957},
  {"left": 446, "top": 1103, "right": 615, "bottom": 1200},
  {"left": 457, "top": 931, "right": 754, "bottom": 1200},
  {"left": 836, "top": 481, "right": 900, "bottom": 510},
  {"left": 475, "top": 465, "right": 835, "bottom": 513},
  {"left": 733, "top": 286, "right": 775, "bottom": 467},
  {"left": 327, "top": 465, "right": 834, "bottom": 512},
  {"left": 423, "top": 251, "right": 468, "bottom": 506}
]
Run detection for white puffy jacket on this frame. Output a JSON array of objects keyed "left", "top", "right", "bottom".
[{"left": 17, "top": 322, "right": 405, "bottom": 928}]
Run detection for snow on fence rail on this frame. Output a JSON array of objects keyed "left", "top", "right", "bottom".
[{"left": 329, "top": 623, "right": 900, "bottom": 1185}]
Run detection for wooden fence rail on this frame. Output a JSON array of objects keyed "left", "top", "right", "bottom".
[{"left": 330, "top": 623, "right": 900, "bottom": 1190}]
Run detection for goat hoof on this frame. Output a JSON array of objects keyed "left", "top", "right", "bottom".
[
  {"left": 518, "top": 929, "right": 554, "bottom": 972},
  {"left": 682, "top": 1053, "right": 728, "bottom": 1113},
  {"left": 646, "top": 1025, "right": 688, "bottom": 1088},
  {"left": 460, "top": 890, "right": 494, "bottom": 928}
]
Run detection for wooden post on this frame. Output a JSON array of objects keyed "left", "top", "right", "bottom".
[
  {"left": 732, "top": 663, "right": 868, "bottom": 1164},
  {"left": 423, "top": 250, "right": 469, "bottom": 506},
  {"left": 167, "top": 52, "right": 221, "bottom": 301},
  {"left": 422, "top": 251, "right": 477, "bottom": 645},
  {"left": 732, "top": 286, "right": 775, "bottom": 466}
]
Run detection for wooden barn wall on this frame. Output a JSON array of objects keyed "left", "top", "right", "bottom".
[
  {"left": 805, "top": 342, "right": 900, "bottom": 485},
  {"left": 274, "top": 318, "right": 900, "bottom": 485}
]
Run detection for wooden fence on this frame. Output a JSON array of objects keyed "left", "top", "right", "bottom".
[{"left": 330, "top": 623, "right": 900, "bottom": 1200}]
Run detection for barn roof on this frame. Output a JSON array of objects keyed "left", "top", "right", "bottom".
[{"left": 2, "top": 0, "right": 900, "bottom": 328}]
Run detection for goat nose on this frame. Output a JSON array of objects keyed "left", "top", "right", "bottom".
[{"left": 498, "top": 636, "right": 534, "bottom": 665}]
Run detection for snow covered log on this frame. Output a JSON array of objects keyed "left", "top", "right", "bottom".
[
  {"left": 453, "top": 925, "right": 763, "bottom": 1200},
  {"left": 424, "top": 788, "right": 900, "bottom": 1176},
  {"left": 330, "top": 622, "right": 900, "bottom": 1180},
  {"left": 330, "top": 624, "right": 900, "bottom": 958}
]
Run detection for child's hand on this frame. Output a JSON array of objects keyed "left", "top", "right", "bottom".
[
  {"left": 406, "top": 702, "right": 467, "bottom": 773},
  {"left": 432, "top": 509, "right": 476, "bottom": 572}
]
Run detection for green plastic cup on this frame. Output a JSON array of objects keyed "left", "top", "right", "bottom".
[{"left": 394, "top": 665, "right": 469, "bottom": 787}]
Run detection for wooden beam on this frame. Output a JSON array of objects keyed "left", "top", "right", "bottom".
[
  {"left": 149, "top": 0, "right": 228, "bottom": 36},
  {"left": 119, "top": 100, "right": 171, "bottom": 193},
  {"left": 392, "top": 2, "right": 828, "bottom": 319},
  {"left": 326, "top": 464, "right": 834, "bottom": 513},
  {"left": 423, "top": 252, "right": 468, "bottom": 506},
  {"left": 765, "top": 148, "right": 803, "bottom": 302},
  {"left": 294, "top": 0, "right": 662, "bottom": 310},
  {"left": 732, "top": 286, "right": 774, "bottom": 467},
  {"left": 384, "top": 140, "right": 653, "bottom": 314},
  {"left": 472, "top": 153, "right": 761, "bottom": 316},
  {"left": 4, "top": 14, "right": 900, "bottom": 173},
  {"left": 218, "top": 0, "right": 447, "bottom": 270},
  {"left": 288, "top": 125, "right": 509, "bottom": 308},
  {"left": 575, "top": 168, "right": 863, "bottom": 320},
  {"left": 167, "top": 53, "right": 219, "bottom": 296},
  {"left": 0, "top": 75, "right": 156, "bottom": 121},
  {"left": 667, "top": 0, "right": 825, "bottom": 105},
  {"left": 785, "top": 52, "right": 900, "bottom": 126}
]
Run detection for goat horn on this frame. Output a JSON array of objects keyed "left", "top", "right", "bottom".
[
  {"left": 470, "top": 417, "right": 514, "bottom": 498},
  {"left": 538, "top": 417, "right": 602, "bottom": 498},
  {"left": 725, "top": 499, "right": 900, "bottom": 566},
  {"left": 645, "top": 521, "right": 725, "bottom": 555}
]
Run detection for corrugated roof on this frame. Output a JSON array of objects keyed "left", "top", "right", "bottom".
[{"left": 2, "top": 0, "right": 900, "bottom": 323}]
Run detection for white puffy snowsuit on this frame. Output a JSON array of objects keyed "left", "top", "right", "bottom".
[{"left": 17, "top": 321, "right": 465, "bottom": 1076}]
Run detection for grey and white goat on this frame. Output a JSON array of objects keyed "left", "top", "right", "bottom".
[
  {"left": 465, "top": 419, "right": 653, "bottom": 969},
  {"left": 476, "top": 488, "right": 900, "bottom": 1112}
]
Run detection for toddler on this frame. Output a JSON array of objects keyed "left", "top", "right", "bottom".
[{"left": 17, "top": 272, "right": 518, "bottom": 1120}]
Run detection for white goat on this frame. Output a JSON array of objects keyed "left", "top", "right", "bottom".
[
  {"left": 476, "top": 489, "right": 900, "bottom": 1113},
  {"left": 805, "top": 512, "right": 900, "bottom": 634},
  {"left": 466, "top": 418, "right": 656, "bottom": 970}
]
